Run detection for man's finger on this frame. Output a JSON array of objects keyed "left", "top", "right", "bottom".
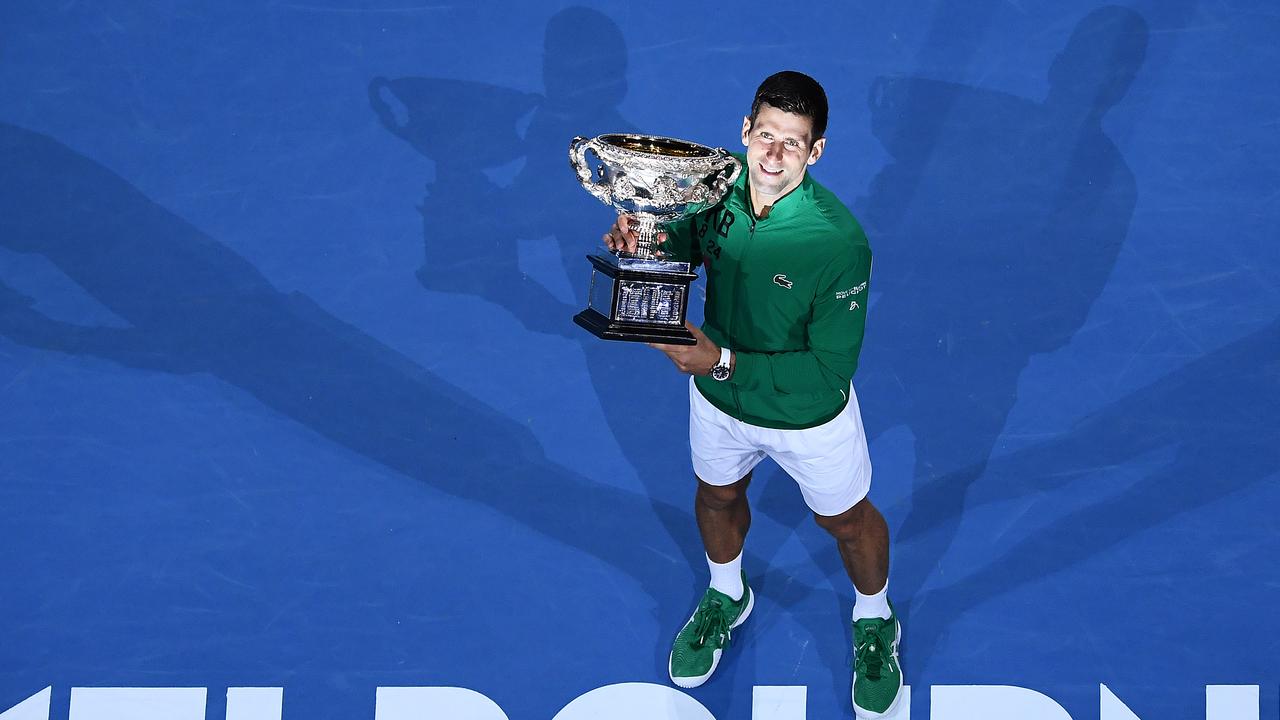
[{"left": 684, "top": 320, "right": 708, "bottom": 340}]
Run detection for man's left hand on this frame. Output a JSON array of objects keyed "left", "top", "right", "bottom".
[{"left": 649, "top": 321, "right": 722, "bottom": 376}]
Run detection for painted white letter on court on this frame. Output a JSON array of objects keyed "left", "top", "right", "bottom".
[
  {"left": 69, "top": 688, "right": 206, "bottom": 720},
  {"left": 226, "top": 687, "right": 283, "bottom": 720},
  {"left": 0, "top": 687, "right": 51, "bottom": 720},
  {"left": 375, "top": 687, "right": 508, "bottom": 720},
  {"left": 933, "top": 685, "right": 1071, "bottom": 720},
  {"left": 1207, "top": 685, "right": 1258, "bottom": 720},
  {"left": 752, "top": 686, "right": 806, "bottom": 720},
  {"left": 1101, "top": 685, "right": 1142, "bottom": 720},
  {"left": 552, "top": 683, "right": 716, "bottom": 720}
]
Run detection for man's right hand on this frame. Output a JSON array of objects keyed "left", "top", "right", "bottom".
[{"left": 603, "top": 214, "right": 667, "bottom": 255}]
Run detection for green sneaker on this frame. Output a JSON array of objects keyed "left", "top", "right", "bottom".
[
  {"left": 852, "top": 603, "right": 903, "bottom": 719},
  {"left": 668, "top": 573, "right": 754, "bottom": 688}
]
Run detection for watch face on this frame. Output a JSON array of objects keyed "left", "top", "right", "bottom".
[{"left": 711, "top": 364, "right": 730, "bottom": 381}]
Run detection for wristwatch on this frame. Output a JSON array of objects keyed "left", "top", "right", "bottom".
[{"left": 711, "top": 347, "right": 732, "bottom": 382}]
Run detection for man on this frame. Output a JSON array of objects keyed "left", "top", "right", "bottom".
[{"left": 603, "top": 71, "right": 903, "bottom": 719}]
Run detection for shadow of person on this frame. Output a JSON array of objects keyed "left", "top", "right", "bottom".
[
  {"left": 849, "top": 6, "right": 1150, "bottom": 636},
  {"left": 368, "top": 10, "right": 704, "bottom": 559},
  {"left": 900, "top": 315, "right": 1280, "bottom": 679},
  {"left": 0, "top": 120, "right": 842, "bottom": 692},
  {"left": 0, "top": 120, "right": 701, "bottom": 607}
]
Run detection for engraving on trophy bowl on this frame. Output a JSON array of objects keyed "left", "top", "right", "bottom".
[{"left": 569, "top": 133, "right": 741, "bottom": 345}]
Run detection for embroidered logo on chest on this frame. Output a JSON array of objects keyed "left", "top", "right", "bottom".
[{"left": 772, "top": 274, "right": 793, "bottom": 289}]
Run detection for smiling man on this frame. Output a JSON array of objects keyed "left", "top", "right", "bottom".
[{"left": 604, "top": 71, "right": 902, "bottom": 719}]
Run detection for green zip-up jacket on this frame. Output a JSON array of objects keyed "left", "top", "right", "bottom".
[{"left": 664, "top": 155, "right": 872, "bottom": 430}]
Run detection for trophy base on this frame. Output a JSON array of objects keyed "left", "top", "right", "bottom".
[
  {"left": 575, "top": 253, "right": 699, "bottom": 346},
  {"left": 573, "top": 308, "right": 697, "bottom": 345}
]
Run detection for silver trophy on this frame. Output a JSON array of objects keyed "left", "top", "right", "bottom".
[{"left": 569, "top": 134, "right": 741, "bottom": 345}]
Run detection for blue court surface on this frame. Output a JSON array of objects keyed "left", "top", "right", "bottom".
[{"left": 1, "top": 2, "right": 1277, "bottom": 719}]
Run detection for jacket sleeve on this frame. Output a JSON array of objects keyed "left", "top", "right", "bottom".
[
  {"left": 729, "top": 244, "right": 872, "bottom": 394},
  {"left": 659, "top": 214, "right": 705, "bottom": 266}
]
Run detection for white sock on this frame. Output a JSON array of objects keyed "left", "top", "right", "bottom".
[
  {"left": 707, "top": 551, "right": 744, "bottom": 601},
  {"left": 852, "top": 579, "right": 891, "bottom": 621}
]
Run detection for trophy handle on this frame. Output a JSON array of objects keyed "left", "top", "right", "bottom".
[
  {"left": 569, "top": 135, "right": 613, "bottom": 205},
  {"left": 710, "top": 151, "right": 742, "bottom": 197}
]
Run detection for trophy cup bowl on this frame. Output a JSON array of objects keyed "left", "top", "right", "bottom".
[{"left": 568, "top": 133, "right": 741, "bottom": 345}]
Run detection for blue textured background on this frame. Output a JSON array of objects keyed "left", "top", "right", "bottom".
[{"left": 1, "top": 2, "right": 1276, "bottom": 718}]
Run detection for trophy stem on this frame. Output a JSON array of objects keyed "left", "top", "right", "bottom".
[{"left": 628, "top": 216, "right": 661, "bottom": 259}]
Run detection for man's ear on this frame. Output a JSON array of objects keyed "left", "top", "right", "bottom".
[
  {"left": 741, "top": 116, "right": 752, "bottom": 147},
  {"left": 807, "top": 137, "right": 827, "bottom": 165}
]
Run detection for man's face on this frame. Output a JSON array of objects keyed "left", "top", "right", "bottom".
[{"left": 741, "top": 103, "right": 826, "bottom": 204}]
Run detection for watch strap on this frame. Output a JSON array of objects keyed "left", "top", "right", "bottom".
[{"left": 712, "top": 346, "right": 732, "bottom": 381}]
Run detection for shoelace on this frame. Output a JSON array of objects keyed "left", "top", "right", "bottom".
[
  {"left": 855, "top": 625, "right": 892, "bottom": 680},
  {"left": 690, "top": 597, "right": 733, "bottom": 650}
]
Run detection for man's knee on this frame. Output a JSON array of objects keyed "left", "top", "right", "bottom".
[
  {"left": 696, "top": 474, "right": 750, "bottom": 510},
  {"left": 813, "top": 497, "right": 873, "bottom": 539}
]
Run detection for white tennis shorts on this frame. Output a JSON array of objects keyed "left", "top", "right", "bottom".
[{"left": 688, "top": 378, "right": 872, "bottom": 517}]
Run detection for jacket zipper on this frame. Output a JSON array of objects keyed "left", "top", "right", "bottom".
[{"left": 730, "top": 212, "right": 760, "bottom": 418}]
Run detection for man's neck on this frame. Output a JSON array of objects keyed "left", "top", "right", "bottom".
[
  {"left": 749, "top": 192, "right": 771, "bottom": 219},
  {"left": 749, "top": 182, "right": 798, "bottom": 219}
]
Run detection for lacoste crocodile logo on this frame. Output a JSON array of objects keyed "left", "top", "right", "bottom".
[{"left": 773, "top": 274, "right": 793, "bottom": 289}]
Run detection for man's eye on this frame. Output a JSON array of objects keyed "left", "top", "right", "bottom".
[{"left": 785, "top": 139, "right": 800, "bottom": 149}]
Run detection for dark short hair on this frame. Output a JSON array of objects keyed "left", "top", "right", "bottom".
[{"left": 749, "top": 71, "right": 829, "bottom": 142}]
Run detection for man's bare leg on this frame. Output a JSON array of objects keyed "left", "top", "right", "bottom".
[
  {"left": 813, "top": 497, "right": 890, "bottom": 598},
  {"left": 694, "top": 472, "right": 753, "bottom": 564}
]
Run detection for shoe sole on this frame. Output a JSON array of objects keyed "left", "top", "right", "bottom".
[
  {"left": 668, "top": 588, "right": 755, "bottom": 689},
  {"left": 852, "top": 616, "right": 903, "bottom": 719}
]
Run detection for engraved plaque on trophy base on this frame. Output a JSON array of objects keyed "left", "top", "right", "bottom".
[{"left": 572, "top": 254, "right": 698, "bottom": 345}]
